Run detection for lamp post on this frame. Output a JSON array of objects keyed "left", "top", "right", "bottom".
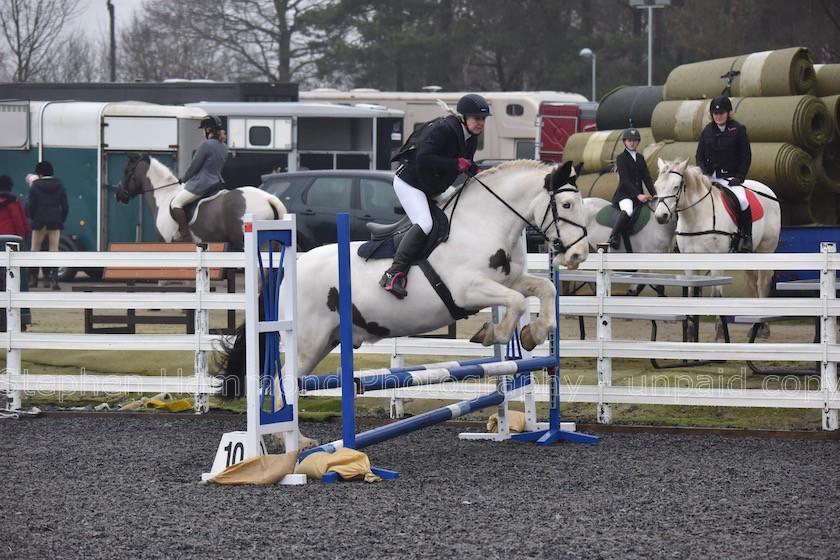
[
  {"left": 629, "top": 0, "right": 670, "bottom": 86},
  {"left": 579, "top": 48, "right": 596, "bottom": 102}
]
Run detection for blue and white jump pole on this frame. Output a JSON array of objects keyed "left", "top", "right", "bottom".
[{"left": 301, "top": 214, "right": 598, "bottom": 473}]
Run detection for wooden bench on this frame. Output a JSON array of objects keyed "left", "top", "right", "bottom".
[
  {"left": 72, "top": 242, "right": 236, "bottom": 334},
  {"left": 730, "top": 315, "right": 819, "bottom": 375}
]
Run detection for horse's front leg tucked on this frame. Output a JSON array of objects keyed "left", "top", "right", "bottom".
[{"left": 463, "top": 274, "right": 555, "bottom": 351}]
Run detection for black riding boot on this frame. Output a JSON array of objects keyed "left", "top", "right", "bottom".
[
  {"left": 379, "top": 224, "right": 427, "bottom": 299},
  {"left": 737, "top": 207, "right": 753, "bottom": 253},
  {"left": 49, "top": 267, "right": 59, "bottom": 291},
  {"left": 171, "top": 207, "right": 192, "bottom": 242},
  {"left": 608, "top": 211, "right": 632, "bottom": 250}
]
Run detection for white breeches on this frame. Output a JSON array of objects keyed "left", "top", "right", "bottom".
[
  {"left": 711, "top": 173, "right": 748, "bottom": 210},
  {"left": 394, "top": 175, "right": 434, "bottom": 234}
]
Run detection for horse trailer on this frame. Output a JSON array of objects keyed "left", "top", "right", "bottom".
[
  {"left": 0, "top": 100, "right": 207, "bottom": 279},
  {"left": 299, "top": 90, "right": 590, "bottom": 163}
]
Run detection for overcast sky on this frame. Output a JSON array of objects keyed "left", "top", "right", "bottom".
[{"left": 76, "top": 0, "right": 144, "bottom": 38}]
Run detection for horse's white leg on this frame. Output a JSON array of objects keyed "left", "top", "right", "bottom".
[
  {"left": 461, "top": 276, "right": 544, "bottom": 351},
  {"left": 751, "top": 269, "right": 774, "bottom": 339},
  {"left": 707, "top": 269, "right": 728, "bottom": 342},
  {"left": 509, "top": 274, "right": 557, "bottom": 349}
]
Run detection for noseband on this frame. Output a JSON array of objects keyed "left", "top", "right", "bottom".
[{"left": 115, "top": 158, "right": 143, "bottom": 204}]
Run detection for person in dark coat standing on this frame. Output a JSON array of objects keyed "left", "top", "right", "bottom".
[
  {"left": 379, "top": 93, "right": 490, "bottom": 299},
  {"left": 27, "top": 161, "right": 69, "bottom": 290},
  {"left": 696, "top": 95, "right": 753, "bottom": 252},
  {"left": 608, "top": 128, "right": 656, "bottom": 250},
  {"left": 171, "top": 115, "right": 229, "bottom": 242}
]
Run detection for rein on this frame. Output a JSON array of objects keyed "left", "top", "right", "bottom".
[
  {"left": 116, "top": 157, "right": 181, "bottom": 202},
  {"left": 456, "top": 172, "right": 587, "bottom": 254}
]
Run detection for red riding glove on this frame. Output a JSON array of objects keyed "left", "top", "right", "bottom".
[{"left": 457, "top": 158, "right": 473, "bottom": 173}]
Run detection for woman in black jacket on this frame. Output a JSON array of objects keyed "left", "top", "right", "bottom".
[
  {"left": 608, "top": 128, "right": 656, "bottom": 250},
  {"left": 379, "top": 94, "right": 491, "bottom": 299},
  {"left": 27, "top": 160, "right": 69, "bottom": 290},
  {"left": 696, "top": 95, "right": 753, "bottom": 252}
]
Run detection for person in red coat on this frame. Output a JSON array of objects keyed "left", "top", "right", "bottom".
[{"left": 0, "top": 174, "right": 31, "bottom": 239}]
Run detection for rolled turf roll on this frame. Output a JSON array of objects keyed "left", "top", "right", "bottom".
[
  {"left": 820, "top": 94, "right": 840, "bottom": 136},
  {"left": 595, "top": 85, "right": 663, "bottom": 131},
  {"left": 562, "top": 127, "right": 655, "bottom": 174},
  {"left": 574, "top": 172, "right": 619, "bottom": 201},
  {"left": 642, "top": 141, "right": 816, "bottom": 199},
  {"left": 807, "top": 183, "right": 840, "bottom": 225},
  {"left": 663, "top": 47, "right": 816, "bottom": 100},
  {"left": 651, "top": 96, "right": 833, "bottom": 152},
  {"left": 814, "top": 64, "right": 840, "bottom": 97},
  {"left": 813, "top": 135, "right": 840, "bottom": 193}
]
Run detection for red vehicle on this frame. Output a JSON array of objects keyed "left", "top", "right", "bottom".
[{"left": 536, "top": 102, "right": 598, "bottom": 163}]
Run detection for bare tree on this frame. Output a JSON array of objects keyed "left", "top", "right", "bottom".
[{"left": 0, "top": 0, "right": 80, "bottom": 81}]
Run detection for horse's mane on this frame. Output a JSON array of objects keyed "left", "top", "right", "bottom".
[
  {"left": 438, "top": 159, "right": 554, "bottom": 205},
  {"left": 661, "top": 157, "right": 713, "bottom": 191},
  {"left": 146, "top": 156, "right": 179, "bottom": 185}
]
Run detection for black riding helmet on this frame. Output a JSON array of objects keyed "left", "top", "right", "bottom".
[
  {"left": 621, "top": 128, "right": 641, "bottom": 141},
  {"left": 199, "top": 115, "right": 223, "bottom": 130},
  {"left": 456, "top": 94, "right": 492, "bottom": 118},
  {"left": 709, "top": 96, "right": 732, "bottom": 113}
]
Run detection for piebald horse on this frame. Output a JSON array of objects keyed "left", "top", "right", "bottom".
[
  {"left": 217, "top": 160, "right": 590, "bottom": 450},
  {"left": 653, "top": 158, "right": 781, "bottom": 339},
  {"left": 115, "top": 155, "right": 286, "bottom": 248}
]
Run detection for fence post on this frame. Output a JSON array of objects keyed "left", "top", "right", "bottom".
[
  {"left": 4, "top": 242, "right": 21, "bottom": 410},
  {"left": 595, "top": 243, "right": 613, "bottom": 424},
  {"left": 820, "top": 242, "right": 837, "bottom": 431},
  {"left": 194, "top": 244, "right": 210, "bottom": 413}
]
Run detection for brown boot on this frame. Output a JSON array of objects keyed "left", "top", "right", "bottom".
[{"left": 171, "top": 207, "right": 192, "bottom": 242}]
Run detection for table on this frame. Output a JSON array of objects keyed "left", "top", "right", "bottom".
[{"left": 556, "top": 269, "right": 733, "bottom": 368}]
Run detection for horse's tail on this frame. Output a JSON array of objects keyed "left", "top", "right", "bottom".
[
  {"left": 212, "top": 322, "right": 248, "bottom": 400},
  {"left": 266, "top": 194, "right": 286, "bottom": 220}
]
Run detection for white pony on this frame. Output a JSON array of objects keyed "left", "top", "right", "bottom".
[
  {"left": 653, "top": 158, "right": 781, "bottom": 338},
  {"left": 217, "top": 160, "right": 590, "bottom": 449},
  {"left": 116, "top": 155, "right": 286, "bottom": 248}
]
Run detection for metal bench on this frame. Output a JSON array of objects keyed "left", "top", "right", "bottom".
[{"left": 731, "top": 315, "right": 819, "bottom": 375}]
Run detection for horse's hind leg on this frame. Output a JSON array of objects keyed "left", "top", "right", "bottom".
[{"left": 750, "top": 269, "right": 774, "bottom": 339}]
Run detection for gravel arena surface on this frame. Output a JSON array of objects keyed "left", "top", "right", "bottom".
[{"left": 1, "top": 416, "right": 838, "bottom": 559}]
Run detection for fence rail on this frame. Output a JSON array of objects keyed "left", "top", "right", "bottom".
[{"left": 1, "top": 243, "right": 838, "bottom": 429}]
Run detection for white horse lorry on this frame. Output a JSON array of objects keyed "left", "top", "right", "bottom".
[
  {"left": 299, "top": 89, "right": 596, "bottom": 163},
  {"left": 0, "top": 100, "right": 404, "bottom": 280}
]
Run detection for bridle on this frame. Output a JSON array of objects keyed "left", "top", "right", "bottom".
[
  {"left": 655, "top": 168, "right": 733, "bottom": 241},
  {"left": 115, "top": 156, "right": 180, "bottom": 204},
  {"left": 457, "top": 173, "right": 588, "bottom": 255}
]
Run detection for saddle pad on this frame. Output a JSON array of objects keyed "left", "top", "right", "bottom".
[
  {"left": 722, "top": 189, "right": 764, "bottom": 224},
  {"left": 358, "top": 204, "right": 450, "bottom": 260},
  {"left": 595, "top": 204, "right": 651, "bottom": 235}
]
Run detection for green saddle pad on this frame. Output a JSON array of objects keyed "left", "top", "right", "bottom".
[{"left": 595, "top": 204, "right": 651, "bottom": 235}]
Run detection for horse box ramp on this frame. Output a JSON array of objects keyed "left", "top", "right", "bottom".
[{"left": 103, "top": 242, "right": 228, "bottom": 281}]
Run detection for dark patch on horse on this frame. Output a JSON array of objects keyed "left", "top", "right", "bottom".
[
  {"left": 326, "top": 287, "right": 390, "bottom": 337},
  {"left": 488, "top": 249, "right": 511, "bottom": 275}
]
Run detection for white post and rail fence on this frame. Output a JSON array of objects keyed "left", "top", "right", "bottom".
[{"left": 1, "top": 242, "right": 837, "bottom": 430}]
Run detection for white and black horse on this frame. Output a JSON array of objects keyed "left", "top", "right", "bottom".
[
  {"left": 217, "top": 160, "right": 590, "bottom": 450},
  {"left": 115, "top": 155, "right": 285, "bottom": 249}
]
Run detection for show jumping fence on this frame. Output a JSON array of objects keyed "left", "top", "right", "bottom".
[{"left": 1, "top": 240, "right": 838, "bottom": 430}]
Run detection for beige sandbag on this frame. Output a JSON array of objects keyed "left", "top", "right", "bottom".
[
  {"left": 205, "top": 452, "right": 299, "bottom": 485},
  {"left": 487, "top": 410, "right": 527, "bottom": 433},
  {"left": 295, "top": 448, "right": 381, "bottom": 483}
]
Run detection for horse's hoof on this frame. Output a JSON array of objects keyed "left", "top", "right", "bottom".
[
  {"left": 470, "top": 323, "right": 490, "bottom": 345},
  {"left": 520, "top": 325, "right": 537, "bottom": 351}
]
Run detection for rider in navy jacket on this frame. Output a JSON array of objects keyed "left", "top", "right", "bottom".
[
  {"left": 608, "top": 128, "right": 656, "bottom": 250},
  {"left": 380, "top": 94, "right": 490, "bottom": 299}
]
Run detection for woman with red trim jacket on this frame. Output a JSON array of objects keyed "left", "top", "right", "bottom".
[{"left": 696, "top": 96, "right": 753, "bottom": 252}]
